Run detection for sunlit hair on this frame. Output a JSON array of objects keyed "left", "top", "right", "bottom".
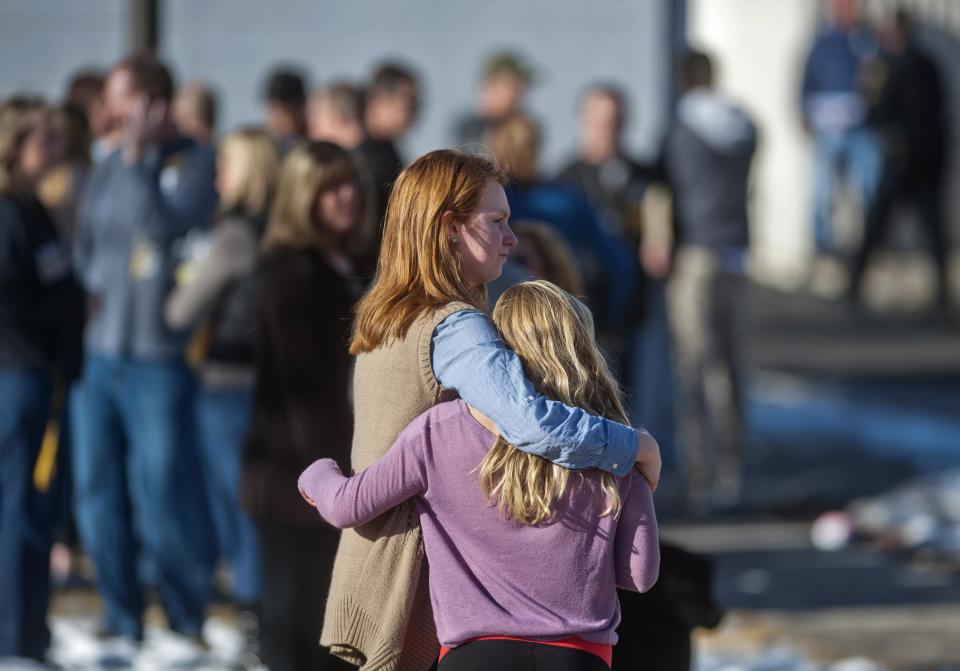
[
  {"left": 219, "top": 127, "right": 279, "bottom": 218},
  {"left": 512, "top": 219, "right": 586, "bottom": 298},
  {"left": 262, "top": 140, "right": 365, "bottom": 253},
  {"left": 0, "top": 96, "right": 47, "bottom": 196},
  {"left": 349, "top": 148, "right": 506, "bottom": 354},
  {"left": 486, "top": 113, "right": 539, "bottom": 186},
  {"left": 480, "top": 280, "right": 627, "bottom": 525}
]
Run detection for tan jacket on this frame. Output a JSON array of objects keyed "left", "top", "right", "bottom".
[{"left": 322, "top": 301, "right": 474, "bottom": 671}]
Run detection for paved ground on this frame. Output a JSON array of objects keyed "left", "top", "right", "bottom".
[
  {"left": 7, "top": 284, "right": 959, "bottom": 670},
  {"left": 673, "top": 284, "right": 960, "bottom": 671}
]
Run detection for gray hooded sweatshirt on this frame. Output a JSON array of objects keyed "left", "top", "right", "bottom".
[{"left": 663, "top": 88, "right": 757, "bottom": 251}]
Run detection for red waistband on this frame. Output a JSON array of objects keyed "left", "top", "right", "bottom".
[{"left": 439, "top": 635, "right": 612, "bottom": 667}]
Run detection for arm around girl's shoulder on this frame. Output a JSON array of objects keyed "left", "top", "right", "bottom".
[
  {"left": 431, "top": 309, "right": 640, "bottom": 477},
  {"left": 296, "top": 416, "right": 432, "bottom": 530}
]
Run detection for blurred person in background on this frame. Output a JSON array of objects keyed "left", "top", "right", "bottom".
[
  {"left": 660, "top": 49, "right": 757, "bottom": 513},
  {"left": 801, "top": 0, "right": 881, "bottom": 266},
  {"left": 510, "top": 220, "right": 584, "bottom": 296},
  {"left": 38, "top": 103, "right": 93, "bottom": 247},
  {"left": 455, "top": 51, "right": 535, "bottom": 146},
  {"left": 173, "top": 81, "right": 218, "bottom": 147},
  {"left": 308, "top": 81, "right": 401, "bottom": 274},
  {"left": 486, "top": 113, "right": 633, "bottom": 337},
  {"left": 70, "top": 53, "right": 218, "bottom": 645},
  {"left": 240, "top": 141, "right": 363, "bottom": 671},
  {"left": 64, "top": 70, "right": 112, "bottom": 162},
  {"left": 848, "top": 10, "right": 952, "bottom": 311},
  {"left": 485, "top": 218, "right": 584, "bottom": 306},
  {"left": 364, "top": 61, "right": 420, "bottom": 164},
  {"left": 0, "top": 96, "right": 83, "bottom": 663},
  {"left": 165, "top": 127, "right": 280, "bottom": 663},
  {"left": 556, "top": 84, "right": 675, "bottom": 469},
  {"left": 262, "top": 67, "right": 307, "bottom": 153}
]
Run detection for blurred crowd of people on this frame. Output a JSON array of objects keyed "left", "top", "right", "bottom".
[
  {"left": 802, "top": 0, "right": 952, "bottom": 308},
  {"left": 0, "top": 0, "right": 952, "bottom": 666}
]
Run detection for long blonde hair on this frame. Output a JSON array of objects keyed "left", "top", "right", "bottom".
[
  {"left": 480, "top": 280, "right": 628, "bottom": 525},
  {"left": 218, "top": 127, "right": 279, "bottom": 218},
  {"left": 262, "top": 140, "right": 363, "bottom": 253},
  {"left": 350, "top": 149, "right": 505, "bottom": 354}
]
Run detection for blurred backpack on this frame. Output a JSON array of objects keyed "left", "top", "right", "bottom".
[{"left": 613, "top": 543, "right": 724, "bottom": 671}]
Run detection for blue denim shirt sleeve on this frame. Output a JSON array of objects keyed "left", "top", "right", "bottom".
[{"left": 431, "top": 310, "right": 637, "bottom": 476}]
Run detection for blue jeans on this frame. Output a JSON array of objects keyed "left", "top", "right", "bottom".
[
  {"left": 812, "top": 126, "right": 882, "bottom": 253},
  {"left": 195, "top": 386, "right": 261, "bottom": 603},
  {"left": 70, "top": 356, "right": 214, "bottom": 638},
  {"left": 0, "top": 369, "right": 55, "bottom": 660},
  {"left": 626, "top": 281, "right": 677, "bottom": 475}
]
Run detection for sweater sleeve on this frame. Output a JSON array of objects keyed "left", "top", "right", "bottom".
[
  {"left": 432, "top": 310, "right": 639, "bottom": 476},
  {"left": 298, "top": 417, "right": 429, "bottom": 528},
  {"left": 614, "top": 473, "right": 660, "bottom": 593}
]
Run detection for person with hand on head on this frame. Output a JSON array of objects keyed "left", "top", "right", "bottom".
[
  {"left": 71, "top": 52, "right": 218, "bottom": 646},
  {"left": 316, "top": 148, "right": 660, "bottom": 671}
]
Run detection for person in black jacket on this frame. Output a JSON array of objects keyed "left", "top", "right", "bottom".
[
  {"left": 848, "top": 10, "right": 952, "bottom": 309},
  {"left": 0, "top": 96, "right": 83, "bottom": 663},
  {"left": 661, "top": 50, "right": 757, "bottom": 513},
  {"left": 241, "top": 141, "right": 363, "bottom": 671}
]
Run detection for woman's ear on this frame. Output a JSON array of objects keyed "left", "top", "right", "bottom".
[{"left": 441, "top": 210, "right": 460, "bottom": 243}]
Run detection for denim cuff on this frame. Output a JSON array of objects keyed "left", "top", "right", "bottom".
[{"left": 600, "top": 421, "right": 638, "bottom": 477}]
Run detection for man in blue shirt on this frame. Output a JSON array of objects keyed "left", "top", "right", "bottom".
[
  {"left": 801, "top": 0, "right": 881, "bottom": 257},
  {"left": 72, "top": 54, "right": 217, "bottom": 644}
]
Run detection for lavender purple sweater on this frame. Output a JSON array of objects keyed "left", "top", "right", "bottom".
[{"left": 298, "top": 399, "right": 659, "bottom": 649}]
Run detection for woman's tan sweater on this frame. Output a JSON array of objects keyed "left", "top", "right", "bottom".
[{"left": 321, "top": 301, "right": 474, "bottom": 671}]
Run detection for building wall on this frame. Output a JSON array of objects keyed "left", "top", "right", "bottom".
[
  {"left": 0, "top": 0, "right": 127, "bottom": 101},
  {"left": 0, "top": 0, "right": 675, "bottom": 168},
  {"left": 159, "top": 0, "right": 674, "bottom": 167}
]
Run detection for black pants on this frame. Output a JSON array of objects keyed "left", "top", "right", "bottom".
[
  {"left": 850, "top": 164, "right": 948, "bottom": 304},
  {"left": 257, "top": 523, "right": 353, "bottom": 671},
  {"left": 439, "top": 640, "right": 608, "bottom": 670}
]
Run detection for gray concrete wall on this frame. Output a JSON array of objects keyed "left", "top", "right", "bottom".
[
  {"left": 159, "top": 0, "right": 674, "bottom": 167},
  {"left": 0, "top": 0, "right": 673, "bottom": 169},
  {"left": 0, "top": 0, "right": 127, "bottom": 101}
]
